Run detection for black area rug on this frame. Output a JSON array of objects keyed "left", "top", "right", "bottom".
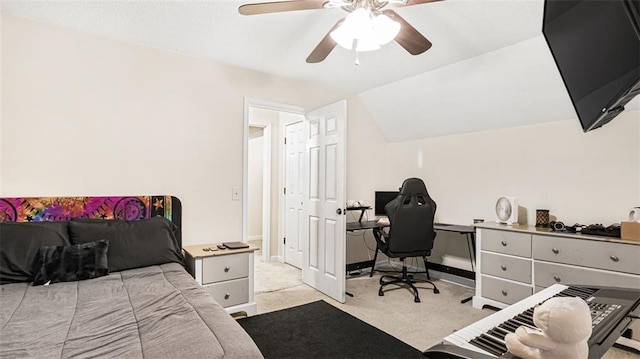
[{"left": 237, "top": 300, "right": 423, "bottom": 359}]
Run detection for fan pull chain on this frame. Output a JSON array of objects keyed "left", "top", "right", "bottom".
[{"left": 354, "top": 51, "right": 360, "bottom": 66}]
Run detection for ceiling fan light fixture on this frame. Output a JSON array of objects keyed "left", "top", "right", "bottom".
[
  {"left": 330, "top": 8, "right": 400, "bottom": 52},
  {"left": 330, "top": 20, "right": 355, "bottom": 49},
  {"left": 372, "top": 14, "right": 401, "bottom": 45},
  {"left": 354, "top": 35, "right": 381, "bottom": 52}
]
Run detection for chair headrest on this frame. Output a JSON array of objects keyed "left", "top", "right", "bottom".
[{"left": 399, "top": 178, "right": 428, "bottom": 196}]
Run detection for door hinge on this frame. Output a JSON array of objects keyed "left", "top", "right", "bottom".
[
  {"left": 284, "top": 237, "right": 286, "bottom": 244},
  {"left": 284, "top": 137, "right": 287, "bottom": 145},
  {"left": 284, "top": 187, "right": 286, "bottom": 195}
]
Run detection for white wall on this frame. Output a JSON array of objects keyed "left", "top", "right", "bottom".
[
  {"left": 378, "top": 111, "right": 639, "bottom": 271},
  {"left": 344, "top": 99, "right": 388, "bottom": 264},
  {"left": 384, "top": 111, "right": 639, "bottom": 227},
  {"left": 0, "top": 14, "right": 358, "bottom": 245},
  {"left": 247, "top": 131, "right": 263, "bottom": 240}
]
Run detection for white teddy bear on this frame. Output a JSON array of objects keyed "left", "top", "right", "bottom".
[{"left": 505, "top": 296, "right": 593, "bottom": 359}]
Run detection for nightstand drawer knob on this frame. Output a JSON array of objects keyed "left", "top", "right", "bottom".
[
  {"left": 501, "top": 241, "right": 507, "bottom": 247},
  {"left": 552, "top": 248, "right": 559, "bottom": 254},
  {"left": 501, "top": 290, "right": 508, "bottom": 296},
  {"left": 610, "top": 255, "right": 619, "bottom": 262},
  {"left": 224, "top": 266, "right": 230, "bottom": 272},
  {"left": 501, "top": 265, "right": 507, "bottom": 271},
  {"left": 553, "top": 275, "right": 561, "bottom": 282},
  {"left": 224, "top": 293, "right": 230, "bottom": 300}
]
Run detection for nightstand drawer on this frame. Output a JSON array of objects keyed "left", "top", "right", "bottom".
[
  {"left": 480, "top": 252, "right": 532, "bottom": 284},
  {"left": 204, "top": 278, "right": 249, "bottom": 308},
  {"left": 481, "top": 229, "right": 531, "bottom": 257},
  {"left": 202, "top": 253, "right": 249, "bottom": 284},
  {"left": 481, "top": 275, "right": 532, "bottom": 305},
  {"left": 532, "top": 235, "right": 640, "bottom": 275},
  {"left": 534, "top": 261, "right": 640, "bottom": 288}
]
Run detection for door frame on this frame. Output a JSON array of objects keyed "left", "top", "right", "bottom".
[{"left": 243, "top": 98, "right": 306, "bottom": 263}]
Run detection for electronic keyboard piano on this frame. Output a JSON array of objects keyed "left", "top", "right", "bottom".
[{"left": 424, "top": 284, "right": 640, "bottom": 359}]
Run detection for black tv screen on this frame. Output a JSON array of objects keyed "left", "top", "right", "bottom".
[
  {"left": 375, "top": 191, "right": 399, "bottom": 216},
  {"left": 543, "top": 0, "right": 640, "bottom": 132}
]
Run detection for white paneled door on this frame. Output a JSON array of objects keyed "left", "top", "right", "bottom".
[
  {"left": 302, "top": 101, "right": 347, "bottom": 303},
  {"left": 284, "top": 121, "right": 304, "bottom": 269}
]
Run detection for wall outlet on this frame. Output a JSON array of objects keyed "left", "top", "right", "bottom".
[{"left": 232, "top": 186, "right": 241, "bottom": 201}]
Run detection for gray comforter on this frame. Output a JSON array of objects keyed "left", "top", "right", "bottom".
[{"left": 0, "top": 263, "right": 263, "bottom": 359}]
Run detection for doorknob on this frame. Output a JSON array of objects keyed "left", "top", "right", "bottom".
[{"left": 336, "top": 208, "right": 342, "bottom": 215}]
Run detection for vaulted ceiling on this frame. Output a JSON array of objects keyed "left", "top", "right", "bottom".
[{"left": 2, "top": 0, "right": 637, "bottom": 140}]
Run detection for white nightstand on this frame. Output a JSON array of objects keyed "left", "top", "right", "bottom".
[{"left": 183, "top": 244, "right": 257, "bottom": 316}]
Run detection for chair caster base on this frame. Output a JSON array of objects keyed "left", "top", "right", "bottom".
[
  {"left": 414, "top": 297, "right": 421, "bottom": 303},
  {"left": 434, "top": 288, "right": 440, "bottom": 294}
]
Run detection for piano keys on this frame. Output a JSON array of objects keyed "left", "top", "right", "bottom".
[{"left": 440, "top": 284, "right": 640, "bottom": 359}]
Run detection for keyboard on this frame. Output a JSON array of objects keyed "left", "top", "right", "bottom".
[{"left": 440, "top": 284, "right": 640, "bottom": 359}]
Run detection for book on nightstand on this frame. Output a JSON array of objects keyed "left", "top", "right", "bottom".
[{"left": 223, "top": 241, "right": 250, "bottom": 249}]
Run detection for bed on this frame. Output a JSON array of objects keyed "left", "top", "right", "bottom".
[{"left": 0, "top": 196, "right": 263, "bottom": 359}]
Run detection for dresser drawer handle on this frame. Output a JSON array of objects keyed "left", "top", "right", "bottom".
[
  {"left": 552, "top": 248, "right": 559, "bottom": 254},
  {"left": 553, "top": 275, "right": 561, "bottom": 282},
  {"left": 224, "top": 293, "right": 230, "bottom": 300},
  {"left": 501, "top": 290, "right": 508, "bottom": 296},
  {"left": 501, "top": 241, "right": 507, "bottom": 247},
  {"left": 224, "top": 266, "right": 230, "bottom": 272},
  {"left": 501, "top": 265, "right": 507, "bottom": 271},
  {"left": 610, "top": 255, "right": 619, "bottom": 262}
]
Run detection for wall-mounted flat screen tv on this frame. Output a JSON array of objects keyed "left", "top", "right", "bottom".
[{"left": 543, "top": 0, "right": 640, "bottom": 132}]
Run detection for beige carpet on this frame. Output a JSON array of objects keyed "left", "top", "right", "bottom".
[{"left": 254, "top": 259, "right": 639, "bottom": 359}]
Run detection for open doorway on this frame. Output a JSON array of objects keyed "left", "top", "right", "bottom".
[
  {"left": 242, "top": 98, "right": 306, "bottom": 265},
  {"left": 243, "top": 98, "right": 348, "bottom": 303},
  {"left": 243, "top": 98, "right": 306, "bottom": 297}
]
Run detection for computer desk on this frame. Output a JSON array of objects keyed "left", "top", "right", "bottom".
[{"left": 346, "top": 220, "right": 476, "bottom": 303}]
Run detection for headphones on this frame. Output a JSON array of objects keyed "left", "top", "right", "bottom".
[
  {"left": 549, "top": 221, "right": 586, "bottom": 233},
  {"left": 549, "top": 221, "right": 565, "bottom": 231}
]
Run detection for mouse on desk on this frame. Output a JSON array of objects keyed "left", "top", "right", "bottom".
[{"left": 377, "top": 217, "right": 390, "bottom": 225}]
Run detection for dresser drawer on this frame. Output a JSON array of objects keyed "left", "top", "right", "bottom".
[
  {"left": 481, "top": 252, "right": 532, "bottom": 284},
  {"left": 204, "top": 278, "right": 249, "bottom": 308},
  {"left": 481, "top": 275, "right": 532, "bottom": 305},
  {"left": 532, "top": 235, "right": 640, "bottom": 275},
  {"left": 481, "top": 229, "right": 531, "bottom": 257},
  {"left": 534, "top": 261, "right": 640, "bottom": 289},
  {"left": 202, "top": 253, "right": 249, "bottom": 284}
]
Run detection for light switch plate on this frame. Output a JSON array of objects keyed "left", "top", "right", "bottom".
[{"left": 232, "top": 186, "right": 241, "bottom": 201}]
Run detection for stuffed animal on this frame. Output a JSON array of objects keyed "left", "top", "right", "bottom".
[{"left": 505, "top": 296, "right": 593, "bottom": 359}]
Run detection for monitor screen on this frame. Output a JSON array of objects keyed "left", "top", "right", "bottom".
[
  {"left": 375, "top": 191, "right": 399, "bottom": 216},
  {"left": 543, "top": 0, "right": 640, "bottom": 132}
]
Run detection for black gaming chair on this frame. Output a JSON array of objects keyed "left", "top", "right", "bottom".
[{"left": 372, "top": 178, "right": 439, "bottom": 302}]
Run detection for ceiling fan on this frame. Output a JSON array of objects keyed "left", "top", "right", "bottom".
[{"left": 238, "top": 0, "right": 442, "bottom": 63}]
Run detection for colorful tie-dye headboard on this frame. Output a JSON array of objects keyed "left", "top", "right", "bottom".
[{"left": 0, "top": 195, "right": 182, "bottom": 245}]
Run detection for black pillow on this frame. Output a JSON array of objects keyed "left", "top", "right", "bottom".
[
  {"left": 0, "top": 221, "right": 71, "bottom": 285},
  {"left": 31, "top": 240, "right": 109, "bottom": 286},
  {"left": 68, "top": 217, "right": 184, "bottom": 272}
]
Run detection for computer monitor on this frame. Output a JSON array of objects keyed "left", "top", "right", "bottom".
[{"left": 375, "top": 191, "right": 399, "bottom": 216}]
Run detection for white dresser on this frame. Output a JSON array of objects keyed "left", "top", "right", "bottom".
[
  {"left": 183, "top": 244, "right": 257, "bottom": 316},
  {"left": 473, "top": 223, "right": 640, "bottom": 342}
]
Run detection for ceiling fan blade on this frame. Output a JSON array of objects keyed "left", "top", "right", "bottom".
[
  {"left": 239, "top": 0, "right": 327, "bottom": 15},
  {"left": 306, "top": 20, "right": 342, "bottom": 63},
  {"left": 398, "top": 0, "right": 444, "bottom": 6},
  {"left": 383, "top": 9, "right": 432, "bottom": 55}
]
